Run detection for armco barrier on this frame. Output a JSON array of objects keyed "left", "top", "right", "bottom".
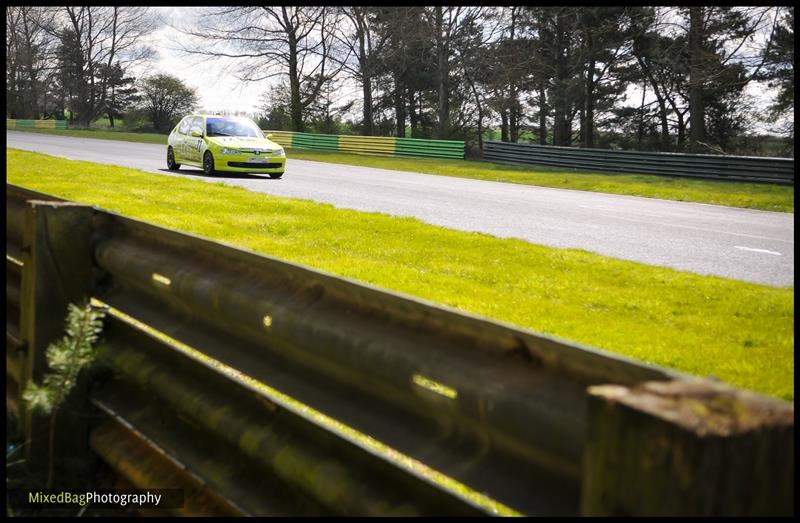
[
  {"left": 264, "top": 130, "right": 465, "bottom": 159},
  {"left": 7, "top": 119, "right": 68, "bottom": 130},
  {"left": 484, "top": 141, "right": 794, "bottom": 185},
  {"left": 6, "top": 183, "right": 793, "bottom": 516}
]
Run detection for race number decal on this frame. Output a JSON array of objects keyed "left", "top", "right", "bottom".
[{"left": 196, "top": 139, "right": 202, "bottom": 152}]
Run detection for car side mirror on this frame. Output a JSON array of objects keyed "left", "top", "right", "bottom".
[
  {"left": 266, "top": 133, "right": 273, "bottom": 139},
  {"left": 191, "top": 130, "right": 202, "bottom": 137}
]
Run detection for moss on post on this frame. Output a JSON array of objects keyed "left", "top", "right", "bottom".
[{"left": 581, "top": 379, "right": 793, "bottom": 516}]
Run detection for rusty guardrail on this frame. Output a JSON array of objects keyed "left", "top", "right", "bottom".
[{"left": 6, "top": 183, "right": 794, "bottom": 516}]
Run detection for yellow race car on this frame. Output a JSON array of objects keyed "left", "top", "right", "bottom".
[{"left": 167, "top": 115, "right": 286, "bottom": 178}]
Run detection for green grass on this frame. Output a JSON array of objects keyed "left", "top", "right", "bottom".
[
  {"left": 7, "top": 126, "right": 793, "bottom": 212},
  {"left": 8, "top": 126, "right": 168, "bottom": 144},
  {"left": 7, "top": 148, "right": 794, "bottom": 401}
]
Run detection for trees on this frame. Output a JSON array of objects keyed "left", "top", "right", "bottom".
[
  {"left": 138, "top": 74, "right": 199, "bottom": 132},
  {"left": 8, "top": 6, "right": 788, "bottom": 155},
  {"left": 331, "top": 7, "right": 388, "bottom": 136},
  {"left": 177, "top": 7, "right": 343, "bottom": 133},
  {"left": 623, "top": 7, "right": 785, "bottom": 153},
  {"left": 97, "top": 62, "right": 139, "bottom": 127},
  {"left": 758, "top": 7, "right": 794, "bottom": 136},
  {"left": 679, "top": 7, "right": 778, "bottom": 152},
  {"left": 6, "top": 6, "right": 55, "bottom": 119},
  {"left": 36, "top": 7, "right": 155, "bottom": 127},
  {"left": 370, "top": 7, "right": 426, "bottom": 138}
]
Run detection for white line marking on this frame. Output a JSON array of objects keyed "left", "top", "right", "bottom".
[
  {"left": 591, "top": 213, "right": 794, "bottom": 244},
  {"left": 734, "top": 246, "right": 782, "bottom": 256}
]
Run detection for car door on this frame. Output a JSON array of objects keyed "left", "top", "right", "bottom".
[
  {"left": 175, "top": 117, "right": 192, "bottom": 162},
  {"left": 188, "top": 116, "right": 205, "bottom": 163}
]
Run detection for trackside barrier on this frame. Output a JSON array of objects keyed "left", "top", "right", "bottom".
[
  {"left": 484, "top": 141, "right": 794, "bottom": 185},
  {"left": 7, "top": 119, "right": 68, "bottom": 130},
  {"left": 6, "top": 183, "right": 793, "bottom": 516},
  {"left": 264, "top": 130, "right": 465, "bottom": 159}
]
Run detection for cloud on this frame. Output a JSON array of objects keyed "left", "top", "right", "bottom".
[{"left": 131, "top": 7, "right": 267, "bottom": 114}]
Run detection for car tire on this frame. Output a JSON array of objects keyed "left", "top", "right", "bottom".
[
  {"left": 167, "top": 147, "right": 180, "bottom": 170},
  {"left": 203, "top": 151, "right": 216, "bottom": 176},
  {"left": 269, "top": 172, "right": 283, "bottom": 179}
]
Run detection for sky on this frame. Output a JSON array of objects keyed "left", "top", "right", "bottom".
[
  {"left": 135, "top": 7, "right": 265, "bottom": 114},
  {"left": 136, "top": 7, "right": 787, "bottom": 133}
]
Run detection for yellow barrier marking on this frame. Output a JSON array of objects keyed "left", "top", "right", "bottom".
[
  {"left": 152, "top": 273, "right": 171, "bottom": 286},
  {"left": 6, "top": 254, "right": 23, "bottom": 266},
  {"left": 412, "top": 374, "right": 458, "bottom": 400},
  {"left": 262, "top": 315, "right": 273, "bottom": 328}
]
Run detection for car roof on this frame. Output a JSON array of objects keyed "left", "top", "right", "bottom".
[{"left": 188, "top": 114, "right": 253, "bottom": 119}]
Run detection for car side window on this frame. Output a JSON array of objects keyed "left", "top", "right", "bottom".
[
  {"left": 190, "top": 117, "right": 204, "bottom": 137},
  {"left": 178, "top": 117, "right": 191, "bottom": 135}
]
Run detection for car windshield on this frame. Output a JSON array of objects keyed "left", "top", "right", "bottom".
[{"left": 206, "top": 117, "right": 263, "bottom": 138}]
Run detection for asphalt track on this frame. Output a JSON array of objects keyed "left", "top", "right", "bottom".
[{"left": 7, "top": 131, "right": 794, "bottom": 287}]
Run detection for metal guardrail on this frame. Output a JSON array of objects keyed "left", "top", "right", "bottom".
[
  {"left": 6, "top": 119, "right": 68, "bottom": 130},
  {"left": 484, "top": 141, "right": 794, "bottom": 185},
  {"left": 6, "top": 183, "right": 793, "bottom": 516},
  {"left": 265, "top": 130, "right": 465, "bottom": 159}
]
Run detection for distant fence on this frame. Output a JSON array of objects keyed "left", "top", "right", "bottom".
[
  {"left": 6, "top": 183, "right": 793, "bottom": 516},
  {"left": 484, "top": 141, "right": 794, "bottom": 185},
  {"left": 265, "top": 130, "right": 465, "bottom": 159},
  {"left": 7, "top": 119, "right": 68, "bottom": 130}
]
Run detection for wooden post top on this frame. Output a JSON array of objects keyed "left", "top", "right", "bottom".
[{"left": 589, "top": 379, "right": 793, "bottom": 437}]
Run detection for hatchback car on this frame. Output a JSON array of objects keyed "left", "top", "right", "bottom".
[{"left": 167, "top": 115, "right": 286, "bottom": 178}]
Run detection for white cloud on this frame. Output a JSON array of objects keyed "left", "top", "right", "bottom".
[{"left": 130, "top": 7, "right": 269, "bottom": 114}]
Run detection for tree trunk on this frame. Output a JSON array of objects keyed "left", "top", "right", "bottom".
[
  {"left": 583, "top": 56, "right": 595, "bottom": 148},
  {"left": 637, "top": 82, "right": 646, "bottom": 146},
  {"left": 538, "top": 81, "right": 547, "bottom": 145},
  {"left": 553, "top": 12, "right": 569, "bottom": 146},
  {"left": 464, "top": 67, "right": 483, "bottom": 152},
  {"left": 357, "top": 14, "right": 373, "bottom": 137},
  {"left": 394, "top": 78, "right": 406, "bottom": 137},
  {"left": 677, "top": 110, "right": 687, "bottom": 150},
  {"left": 688, "top": 6, "right": 705, "bottom": 152},
  {"left": 435, "top": 7, "right": 450, "bottom": 139},
  {"left": 508, "top": 8, "right": 519, "bottom": 143},
  {"left": 500, "top": 110, "right": 509, "bottom": 142},
  {"left": 635, "top": 56, "right": 671, "bottom": 151},
  {"left": 21, "top": 9, "right": 40, "bottom": 119},
  {"left": 362, "top": 71, "right": 373, "bottom": 136},
  {"left": 287, "top": 24, "right": 304, "bottom": 132},
  {"left": 108, "top": 86, "right": 116, "bottom": 128},
  {"left": 408, "top": 89, "right": 419, "bottom": 137},
  {"left": 509, "top": 86, "right": 519, "bottom": 143}
]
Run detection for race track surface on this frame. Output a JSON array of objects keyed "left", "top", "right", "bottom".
[{"left": 7, "top": 131, "right": 794, "bottom": 287}]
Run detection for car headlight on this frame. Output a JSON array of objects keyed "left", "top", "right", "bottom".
[
  {"left": 220, "top": 147, "right": 240, "bottom": 155},
  {"left": 273, "top": 149, "right": 285, "bottom": 157}
]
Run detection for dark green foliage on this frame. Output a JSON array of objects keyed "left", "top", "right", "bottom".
[
  {"left": 138, "top": 74, "right": 199, "bottom": 133},
  {"left": 23, "top": 303, "right": 106, "bottom": 415},
  {"left": 758, "top": 7, "right": 794, "bottom": 124}
]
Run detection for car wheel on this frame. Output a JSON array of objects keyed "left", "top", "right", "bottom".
[
  {"left": 167, "top": 147, "right": 180, "bottom": 170},
  {"left": 203, "top": 151, "right": 216, "bottom": 176},
  {"left": 269, "top": 172, "right": 283, "bottom": 179}
]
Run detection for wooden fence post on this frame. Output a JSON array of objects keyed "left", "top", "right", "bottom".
[
  {"left": 581, "top": 378, "right": 794, "bottom": 516},
  {"left": 19, "top": 200, "right": 95, "bottom": 482}
]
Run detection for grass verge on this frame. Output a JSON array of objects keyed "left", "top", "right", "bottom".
[
  {"left": 7, "top": 127, "right": 793, "bottom": 212},
  {"left": 7, "top": 148, "right": 794, "bottom": 400},
  {"left": 8, "top": 127, "right": 168, "bottom": 145}
]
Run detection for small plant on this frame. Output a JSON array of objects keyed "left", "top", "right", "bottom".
[{"left": 23, "top": 302, "right": 106, "bottom": 488}]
